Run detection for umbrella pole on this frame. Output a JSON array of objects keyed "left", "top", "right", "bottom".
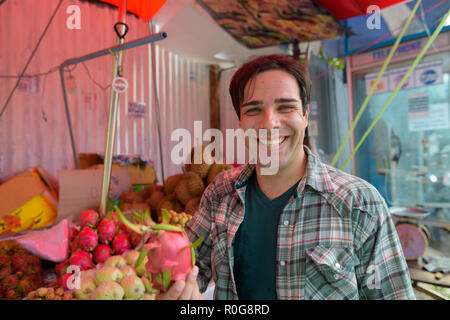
[
  {"left": 99, "top": 0, "right": 128, "bottom": 217},
  {"left": 148, "top": 21, "right": 166, "bottom": 184}
]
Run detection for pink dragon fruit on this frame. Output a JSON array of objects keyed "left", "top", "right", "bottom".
[
  {"left": 110, "top": 210, "right": 119, "bottom": 224},
  {"left": 70, "top": 236, "right": 78, "bottom": 252},
  {"left": 77, "top": 227, "right": 98, "bottom": 252},
  {"left": 97, "top": 217, "right": 117, "bottom": 244},
  {"left": 119, "top": 221, "right": 133, "bottom": 235},
  {"left": 78, "top": 209, "right": 99, "bottom": 228},
  {"left": 58, "top": 273, "right": 72, "bottom": 290},
  {"left": 69, "top": 226, "right": 79, "bottom": 240},
  {"left": 69, "top": 249, "right": 92, "bottom": 271},
  {"left": 116, "top": 207, "right": 203, "bottom": 292},
  {"left": 93, "top": 244, "right": 112, "bottom": 264},
  {"left": 55, "top": 260, "right": 69, "bottom": 277},
  {"left": 112, "top": 233, "right": 131, "bottom": 255},
  {"left": 145, "top": 228, "right": 194, "bottom": 292},
  {"left": 129, "top": 231, "right": 143, "bottom": 248}
]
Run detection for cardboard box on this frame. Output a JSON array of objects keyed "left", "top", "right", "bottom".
[
  {"left": 78, "top": 153, "right": 103, "bottom": 169},
  {"left": 57, "top": 168, "right": 132, "bottom": 222},
  {"left": 0, "top": 168, "right": 58, "bottom": 236},
  {"left": 89, "top": 164, "right": 156, "bottom": 185}
]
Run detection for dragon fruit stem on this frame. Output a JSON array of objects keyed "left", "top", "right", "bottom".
[{"left": 115, "top": 206, "right": 150, "bottom": 234}]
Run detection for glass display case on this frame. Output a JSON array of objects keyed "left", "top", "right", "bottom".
[{"left": 347, "top": 31, "right": 450, "bottom": 264}]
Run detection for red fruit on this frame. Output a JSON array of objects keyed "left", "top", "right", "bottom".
[
  {"left": 0, "top": 265, "right": 12, "bottom": 280},
  {"left": 93, "top": 244, "right": 111, "bottom": 264},
  {"left": 3, "top": 275, "right": 18, "bottom": 291},
  {"left": 55, "top": 260, "right": 69, "bottom": 277},
  {"left": 77, "top": 227, "right": 98, "bottom": 252},
  {"left": 0, "top": 256, "right": 10, "bottom": 268},
  {"left": 145, "top": 228, "right": 193, "bottom": 292},
  {"left": 11, "top": 255, "right": 27, "bottom": 272},
  {"left": 5, "top": 289, "right": 17, "bottom": 299},
  {"left": 69, "top": 226, "right": 79, "bottom": 240},
  {"left": 26, "top": 255, "right": 41, "bottom": 267},
  {"left": 70, "top": 236, "right": 79, "bottom": 252},
  {"left": 129, "top": 231, "right": 143, "bottom": 249},
  {"left": 111, "top": 233, "right": 131, "bottom": 255},
  {"left": 119, "top": 222, "right": 133, "bottom": 235},
  {"left": 27, "top": 274, "right": 42, "bottom": 287},
  {"left": 97, "top": 217, "right": 117, "bottom": 244},
  {"left": 69, "top": 249, "right": 92, "bottom": 271},
  {"left": 78, "top": 209, "right": 99, "bottom": 228},
  {"left": 109, "top": 210, "right": 119, "bottom": 224},
  {"left": 58, "top": 273, "right": 72, "bottom": 290},
  {"left": 17, "top": 278, "right": 34, "bottom": 296}
]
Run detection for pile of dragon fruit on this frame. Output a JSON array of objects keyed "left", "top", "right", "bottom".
[{"left": 56, "top": 209, "right": 143, "bottom": 287}]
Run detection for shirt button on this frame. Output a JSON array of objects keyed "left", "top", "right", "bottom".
[
  {"left": 283, "top": 220, "right": 289, "bottom": 226},
  {"left": 335, "top": 262, "right": 341, "bottom": 269},
  {"left": 334, "top": 273, "right": 340, "bottom": 280},
  {"left": 280, "top": 261, "right": 286, "bottom": 266}
]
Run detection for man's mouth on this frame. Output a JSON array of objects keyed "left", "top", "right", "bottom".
[{"left": 258, "top": 136, "right": 288, "bottom": 147}]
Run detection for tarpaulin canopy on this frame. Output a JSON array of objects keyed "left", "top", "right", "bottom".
[
  {"left": 196, "top": 0, "right": 345, "bottom": 49},
  {"left": 322, "top": 0, "right": 450, "bottom": 57},
  {"left": 98, "top": 0, "right": 167, "bottom": 20},
  {"left": 316, "top": 0, "right": 409, "bottom": 21}
]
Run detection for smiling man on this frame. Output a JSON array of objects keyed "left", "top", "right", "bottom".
[{"left": 162, "top": 54, "right": 415, "bottom": 300}]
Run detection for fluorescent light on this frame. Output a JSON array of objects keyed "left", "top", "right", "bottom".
[{"left": 213, "top": 52, "right": 232, "bottom": 61}]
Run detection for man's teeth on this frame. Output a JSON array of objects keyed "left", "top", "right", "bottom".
[{"left": 259, "top": 137, "right": 285, "bottom": 146}]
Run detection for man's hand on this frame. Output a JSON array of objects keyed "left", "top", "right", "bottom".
[{"left": 157, "top": 266, "right": 203, "bottom": 300}]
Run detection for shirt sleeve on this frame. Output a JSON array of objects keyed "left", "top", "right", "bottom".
[
  {"left": 354, "top": 199, "right": 416, "bottom": 300},
  {"left": 184, "top": 184, "right": 215, "bottom": 293}
]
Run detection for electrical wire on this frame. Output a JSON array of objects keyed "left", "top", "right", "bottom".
[
  {"left": 81, "top": 62, "right": 111, "bottom": 91},
  {"left": 0, "top": 0, "right": 64, "bottom": 119},
  {"left": 312, "top": 0, "right": 447, "bottom": 83}
]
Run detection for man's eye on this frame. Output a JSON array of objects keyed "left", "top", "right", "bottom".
[
  {"left": 245, "top": 108, "right": 260, "bottom": 114},
  {"left": 279, "top": 105, "right": 295, "bottom": 111}
]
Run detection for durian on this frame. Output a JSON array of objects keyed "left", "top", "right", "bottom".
[
  {"left": 175, "top": 172, "right": 205, "bottom": 205},
  {"left": 164, "top": 174, "right": 184, "bottom": 195},
  {"left": 184, "top": 197, "right": 201, "bottom": 215},
  {"left": 146, "top": 190, "right": 166, "bottom": 218},
  {"left": 207, "top": 163, "right": 234, "bottom": 185},
  {"left": 156, "top": 194, "right": 183, "bottom": 219}
]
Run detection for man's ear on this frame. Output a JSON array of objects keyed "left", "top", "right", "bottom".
[{"left": 304, "top": 103, "right": 310, "bottom": 126}]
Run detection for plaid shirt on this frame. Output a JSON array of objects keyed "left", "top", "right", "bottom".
[{"left": 185, "top": 147, "right": 415, "bottom": 300}]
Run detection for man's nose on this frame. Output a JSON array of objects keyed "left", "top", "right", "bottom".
[{"left": 259, "top": 108, "right": 280, "bottom": 130}]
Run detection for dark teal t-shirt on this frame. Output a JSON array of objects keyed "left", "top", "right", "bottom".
[{"left": 233, "top": 172, "right": 300, "bottom": 300}]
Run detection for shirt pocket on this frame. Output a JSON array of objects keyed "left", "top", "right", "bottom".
[{"left": 304, "top": 244, "right": 360, "bottom": 300}]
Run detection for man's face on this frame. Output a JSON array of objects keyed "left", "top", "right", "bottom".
[{"left": 238, "top": 69, "right": 309, "bottom": 172}]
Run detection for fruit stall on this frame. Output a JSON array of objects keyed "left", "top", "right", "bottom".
[
  {"left": 1, "top": 0, "right": 450, "bottom": 302},
  {"left": 0, "top": 144, "right": 234, "bottom": 300}
]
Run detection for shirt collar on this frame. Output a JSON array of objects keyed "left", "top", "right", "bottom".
[
  {"left": 233, "top": 146, "right": 338, "bottom": 195},
  {"left": 300, "top": 146, "right": 338, "bottom": 195}
]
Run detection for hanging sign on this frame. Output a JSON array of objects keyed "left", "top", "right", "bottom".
[
  {"left": 408, "top": 92, "right": 449, "bottom": 131},
  {"left": 112, "top": 77, "right": 128, "bottom": 93},
  {"left": 128, "top": 102, "right": 146, "bottom": 119},
  {"left": 365, "top": 60, "right": 443, "bottom": 95}
]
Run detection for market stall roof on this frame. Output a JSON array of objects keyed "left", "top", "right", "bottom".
[
  {"left": 321, "top": 0, "right": 450, "bottom": 58},
  {"left": 97, "top": 0, "right": 167, "bottom": 20},
  {"left": 195, "top": 0, "right": 345, "bottom": 49},
  {"left": 316, "top": 0, "right": 409, "bottom": 20}
]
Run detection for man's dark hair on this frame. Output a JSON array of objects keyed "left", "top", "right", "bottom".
[{"left": 229, "top": 54, "right": 311, "bottom": 119}]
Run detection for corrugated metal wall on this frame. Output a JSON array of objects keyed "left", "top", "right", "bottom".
[{"left": 0, "top": 0, "right": 210, "bottom": 185}]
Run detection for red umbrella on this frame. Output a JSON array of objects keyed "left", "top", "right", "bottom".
[
  {"left": 98, "top": 0, "right": 167, "bottom": 21},
  {"left": 316, "top": 0, "right": 409, "bottom": 20}
]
